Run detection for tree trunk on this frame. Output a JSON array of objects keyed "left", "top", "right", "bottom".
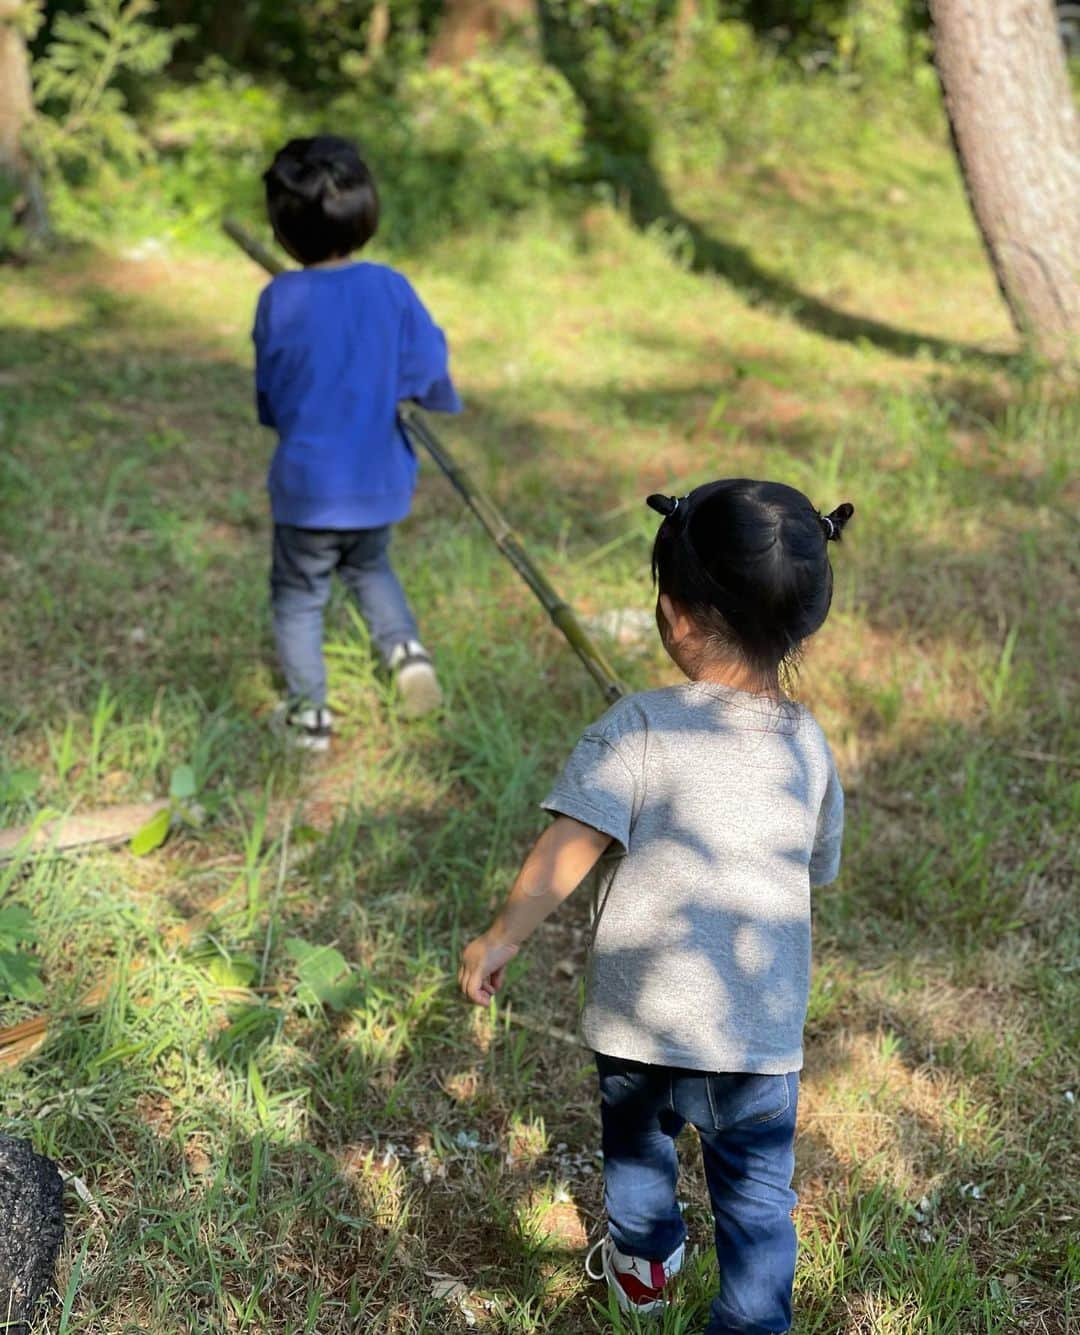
[
  {"left": 0, "top": 0, "right": 47, "bottom": 237},
  {"left": 367, "top": 1, "right": 390, "bottom": 62},
  {"left": 929, "top": 0, "right": 1079, "bottom": 363},
  {"left": 673, "top": 0, "right": 699, "bottom": 65},
  {"left": 429, "top": 0, "right": 538, "bottom": 66}
]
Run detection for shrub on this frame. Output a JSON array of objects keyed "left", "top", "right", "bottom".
[
  {"left": 656, "top": 12, "right": 940, "bottom": 178},
  {"left": 330, "top": 56, "right": 585, "bottom": 242},
  {"left": 144, "top": 54, "right": 585, "bottom": 248},
  {"left": 148, "top": 60, "right": 306, "bottom": 230},
  {"left": 29, "top": 0, "right": 181, "bottom": 239}
]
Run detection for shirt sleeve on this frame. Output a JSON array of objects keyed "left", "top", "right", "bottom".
[
  {"left": 397, "top": 279, "right": 463, "bottom": 413},
  {"left": 253, "top": 287, "right": 276, "bottom": 428},
  {"left": 541, "top": 732, "right": 639, "bottom": 853},
  {"left": 809, "top": 754, "right": 844, "bottom": 887}
]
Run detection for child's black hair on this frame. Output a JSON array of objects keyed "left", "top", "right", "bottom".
[
  {"left": 263, "top": 136, "right": 379, "bottom": 265},
  {"left": 648, "top": 479, "right": 854, "bottom": 684}
]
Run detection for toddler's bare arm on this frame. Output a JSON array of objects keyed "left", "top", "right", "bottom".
[{"left": 458, "top": 816, "right": 611, "bottom": 1006}]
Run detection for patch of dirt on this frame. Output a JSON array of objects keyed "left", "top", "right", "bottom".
[{"left": 530, "top": 1197, "right": 588, "bottom": 1250}]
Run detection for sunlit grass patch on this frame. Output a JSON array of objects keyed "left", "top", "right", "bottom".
[{"left": 2, "top": 81, "right": 1076, "bottom": 1334}]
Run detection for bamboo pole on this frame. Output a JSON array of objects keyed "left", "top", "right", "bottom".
[{"left": 222, "top": 218, "right": 625, "bottom": 706}]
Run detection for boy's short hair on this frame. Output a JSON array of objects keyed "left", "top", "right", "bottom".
[{"left": 263, "top": 136, "right": 379, "bottom": 264}]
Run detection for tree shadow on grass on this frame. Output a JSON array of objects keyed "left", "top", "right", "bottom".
[{"left": 536, "top": 11, "right": 1014, "bottom": 369}]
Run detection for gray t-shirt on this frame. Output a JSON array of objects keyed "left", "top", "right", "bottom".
[{"left": 541, "top": 683, "right": 843, "bottom": 1074}]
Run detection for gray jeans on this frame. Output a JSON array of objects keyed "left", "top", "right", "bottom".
[{"left": 271, "top": 524, "right": 420, "bottom": 707}]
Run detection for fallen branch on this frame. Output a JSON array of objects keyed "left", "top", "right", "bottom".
[
  {"left": 0, "top": 802, "right": 169, "bottom": 863},
  {"left": 1013, "top": 748, "right": 1078, "bottom": 769},
  {"left": 503, "top": 1007, "right": 580, "bottom": 1047}
]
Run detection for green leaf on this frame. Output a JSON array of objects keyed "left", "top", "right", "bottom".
[
  {"left": 0, "top": 947, "right": 45, "bottom": 1002},
  {"left": 88, "top": 1040, "right": 147, "bottom": 1073},
  {"left": 248, "top": 1057, "right": 270, "bottom": 1127},
  {"left": 0, "top": 906, "right": 36, "bottom": 950},
  {"left": 129, "top": 806, "right": 171, "bottom": 856},
  {"left": 283, "top": 937, "right": 363, "bottom": 1012},
  {"left": 205, "top": 953, "right": 257, "bottom": 989},
  {"left": 169, "top": 764, "right": 197, "bottom": 801}
]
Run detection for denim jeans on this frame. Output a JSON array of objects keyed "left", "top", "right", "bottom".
[
  {"left": 596, "top": 1053, "right": 799, "bottom": 1335},
  {"left": 270, "top": 524, "right": 420, "bottom": 707}
]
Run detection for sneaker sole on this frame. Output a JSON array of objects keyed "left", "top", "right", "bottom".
[
  {"left": 288, "top": 732, "right": 331, "bottom": 753},
  {"left": 607, "top": 1282, "right": 665, "bottom": 1317},
  {"left": 270, "top": 714, "right": 332, "bottom": 753},
  {"left": 396, "top": 662, "right": 442, "bottom": 718}
]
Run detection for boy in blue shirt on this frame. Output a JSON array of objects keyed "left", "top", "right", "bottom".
[{"left": 253, "top": 136, "right": 461, "bottom": 750}]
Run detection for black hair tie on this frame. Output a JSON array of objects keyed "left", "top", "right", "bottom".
[
  {"left": 647, "top": 494, "right": 681, "bottom": 518},
  {"left": 819, "top": 502, "right": 855, "bottom": 541}
]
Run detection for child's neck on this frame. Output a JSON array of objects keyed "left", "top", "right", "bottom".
[
  {"left": 305, "top": 253, "right": 356, "bottom": 269},
  {"left": 688, "top": 659, "right": 781, "bottom": 698}
]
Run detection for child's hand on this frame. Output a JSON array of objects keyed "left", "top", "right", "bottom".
[{"left": 459, "top": 933, "right": 520, "bottom": 1006}]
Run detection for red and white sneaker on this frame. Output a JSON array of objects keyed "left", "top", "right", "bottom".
[{"left": 585, "top": 1235, "right": 684, "bottom": 1315}]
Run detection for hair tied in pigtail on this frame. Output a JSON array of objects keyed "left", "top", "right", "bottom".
[
  {"left": 647, "top": 494, "right": 680, "bottom": 518},
  {"left": 819, "top": 502, "right": 855, "bottom": 541}
]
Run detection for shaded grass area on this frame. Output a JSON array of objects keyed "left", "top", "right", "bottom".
[{"left": 1, "top": 110, "right": 1078, "bottom": 1334}]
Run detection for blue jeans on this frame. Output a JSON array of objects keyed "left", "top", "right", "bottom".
[
  {"left": 270, "top": 524, "right": 420, "bottom": 707},
  {"left": 596, "top": 1053, "right": 799, "bottom": 1335}
]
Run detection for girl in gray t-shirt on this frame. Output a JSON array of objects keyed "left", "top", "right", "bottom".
[{"left": 460, "top": 479, "right": 853, "bottom": 1334}]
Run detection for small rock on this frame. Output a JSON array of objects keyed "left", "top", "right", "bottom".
[
  {"left": 184, "top": 1144, "right": 212, "bottom": 1179},
  {"left": 123, "top": 238, "right": 168, "bottom": 261},
  {"left": 581, "top": 608, "right": 656, "bottom": 652}
]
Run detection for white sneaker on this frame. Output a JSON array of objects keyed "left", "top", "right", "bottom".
[
  {"left": 388, "top": 641, "right": 442, "bottom": 718},
  {"left": 272, "top": 703, "right": 333, "bottom": 753},
  {"left": 585, "top": 1235, "right": 684, "bottom": 1316}
]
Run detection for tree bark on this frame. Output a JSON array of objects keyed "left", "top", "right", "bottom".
[
  {"left": 367, "top": 1, "right": 390, "bottom": 62},
  {"left": 429, "top": 0, "right": 539, "bottom": 66},
  {"left": 0, "top": 0, "right": 47, "bottom": 237},
  {"left": 0, "top": 1137, "right": 65, "bottom": 1333},
  {"left": 0, "top": 2, "right": 35, "bottom": 174},
  {"left": 929, "top": 0, "right": 1079, "bottom": 363}
]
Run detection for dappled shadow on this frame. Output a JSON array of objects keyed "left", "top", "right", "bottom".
[{"left": 453, "top": 696, "right": 1072, "bottom": 1328}]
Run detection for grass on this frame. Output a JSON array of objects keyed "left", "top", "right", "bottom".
[{"left": 1, "top": 76, "right": 1078, "bottom": 1335}]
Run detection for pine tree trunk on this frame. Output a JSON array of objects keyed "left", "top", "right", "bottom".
[
  {"left": 0, "top": 2, "right": 34, "bottom": 174},
  {"left": 0, "top": 0, "right": 47, "bottom": 236},
  {"left": 929, "top": 0, "right": 1080, "bottom": 363},
  {"left": 429, "top": 0, "right": 538, "bottom": 66}
]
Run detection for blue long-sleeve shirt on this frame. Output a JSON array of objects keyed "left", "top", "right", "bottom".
[{"left": 253, "top": 262, "right": 462, "bottom": 529}]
